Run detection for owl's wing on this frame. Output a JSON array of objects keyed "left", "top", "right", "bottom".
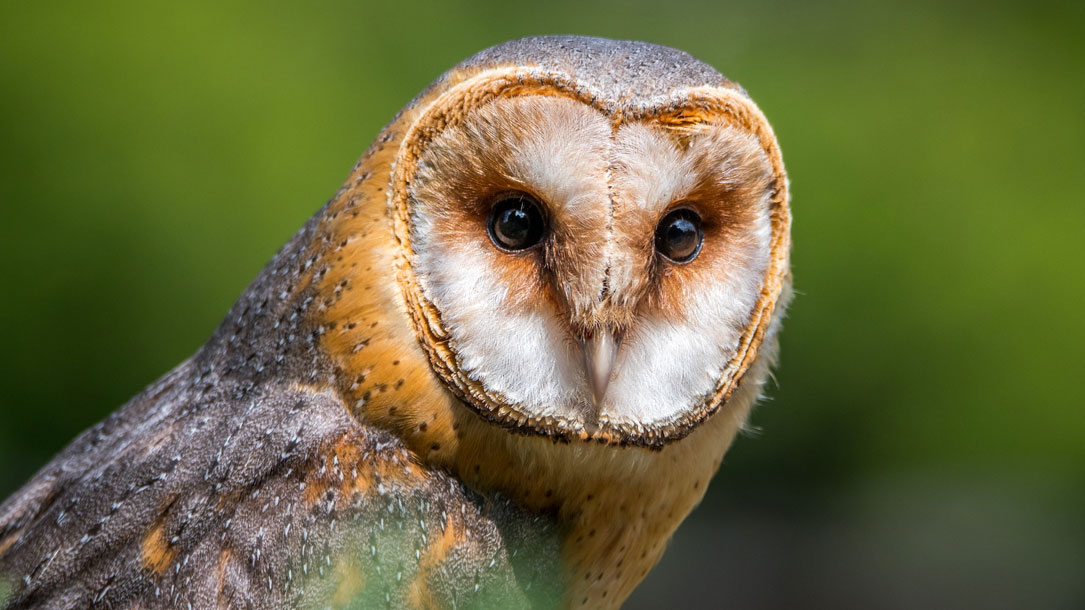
[{"left": 0, "top": 362, "right": 562, "bottom": 609}]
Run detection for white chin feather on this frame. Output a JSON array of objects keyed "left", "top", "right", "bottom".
[{"left": 412, "top": 229, "right": 589, "bottom": 421}]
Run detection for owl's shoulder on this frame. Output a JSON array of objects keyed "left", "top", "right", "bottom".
[{"left": 0, "top": 362, "right": 562, "bottom": 609}]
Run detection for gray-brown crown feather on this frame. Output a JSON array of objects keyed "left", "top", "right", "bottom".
[{"left": 458, "top": 35, "right": 739, "bottom": 104}]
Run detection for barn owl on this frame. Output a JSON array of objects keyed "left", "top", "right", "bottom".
[{"left": 0, "top": 35, "right": 790, "bottom": 609}]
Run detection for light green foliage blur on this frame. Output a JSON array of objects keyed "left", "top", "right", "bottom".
[
  {"left": 1, "top": 1, "right": 1082, "bottom": 607},
  {"left": 284, "top": 513, "right": 562, "bottom": 609}
]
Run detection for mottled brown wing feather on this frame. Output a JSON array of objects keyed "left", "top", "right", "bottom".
[{"left": 0, "top": 362, "right": 563, "bottom": 609}]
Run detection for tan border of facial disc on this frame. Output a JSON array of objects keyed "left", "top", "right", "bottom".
[{"left": 390, "top": 67, "right": 790, "bottom": 447}]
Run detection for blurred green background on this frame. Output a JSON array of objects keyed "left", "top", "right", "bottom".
[{"left": 1, "top": 1, "right": 1082, "bottom": 608}]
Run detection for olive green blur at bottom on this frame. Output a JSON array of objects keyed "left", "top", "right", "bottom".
[{"left": 1, "top": 1, "right": 1082, "bottom": 608}]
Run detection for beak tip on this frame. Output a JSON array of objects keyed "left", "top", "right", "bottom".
[{"left": 582, "top": 330, "right": 619, "bottom": 408}]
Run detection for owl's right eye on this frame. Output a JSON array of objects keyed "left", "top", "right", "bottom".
[
  {"left": 487, "top": 194, "right": 546, "bottom": 251},
  {"left": 655, "top": 208, "right": 704, "bottom": 263}
]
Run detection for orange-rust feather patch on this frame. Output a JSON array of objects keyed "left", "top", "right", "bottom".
[
  {"left": 309, "top": 90, "right": 470, "bottom": 472},
  {"left": 216, "top": 547, "right": 233, "bottom": 607},
  {"left": 0, "top": 529, "right": 22, "bottom": 556},
  {"left": 140, "top": 517, "right": 178, "bottom": 575},
  {"left": 408, "top": 513, "right": 462, "bottom": 610},
  {"left": 303, "top": 431, "right": 423, "bottom": 509}
]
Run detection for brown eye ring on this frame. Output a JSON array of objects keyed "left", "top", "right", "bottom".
[
  {"left": 655, "top": 207, "right": 704, "bottom": 263},
  {"left": 486, "top": 193, "right": 547, "bottom": 251}
]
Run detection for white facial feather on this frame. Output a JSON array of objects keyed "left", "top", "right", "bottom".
[
  {"left": 409, "top": 95, "right": 775, "bottom": 433},
  {"left": 411, "top": 98, "right": 610, "bottom": 422},
  {"left": 413, "top": 224, "right": 588, "bottom": 416},
  {"left": 602, "top": 123, "right": 773, "bottom": 428}
]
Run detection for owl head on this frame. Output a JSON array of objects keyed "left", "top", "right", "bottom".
[{"left": 381, "top": 37, "right": 790, "bottom": 448}]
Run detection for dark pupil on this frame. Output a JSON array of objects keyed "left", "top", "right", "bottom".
[
  {"left": 655, "top": 209, "right": 703, "bottom": 262},
  {"left": 497, "top": 208, "right": 532, "bottom": 244},
  {"left": 489, "top": 197, "right": 544, "bottom": 250}
]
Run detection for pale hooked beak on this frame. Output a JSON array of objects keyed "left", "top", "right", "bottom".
[{"left": 580, "top": 330, "right": 619, "bottom": 407}]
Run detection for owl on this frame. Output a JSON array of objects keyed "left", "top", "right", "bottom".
[{"left": 0, "top": 36, "right": 790, "bottom": 609}]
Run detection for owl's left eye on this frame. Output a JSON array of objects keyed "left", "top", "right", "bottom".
[{"left": 487, "top": 194, "right": 546, "bottom": 251}]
